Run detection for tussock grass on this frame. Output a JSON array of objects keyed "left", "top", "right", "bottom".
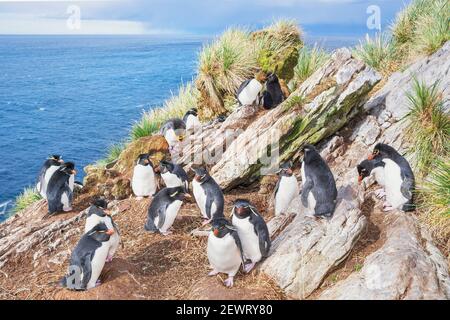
[
  {"left": 417, "top": 159, "right": 450, "bottom": 251},
  {"left": 353, "top": 33, "right": 398, "bottom": 75},
  {"left": 405, "top": 79, "right": 450, "bottom": 176},
  {"left": 96, "top": 142, "right": 128, "bottom": 167},
  {"left": 291, "top": 44, "right": 329, "bottom": 89},
  {"left": 131, "top": 82, "right": 198, "bottom": 140},
  {"left": 14, "top": 187, "right": 42, "bottom": 213},
  {"left": 198, "top": 28, "right": 258, "bottom": 100}
]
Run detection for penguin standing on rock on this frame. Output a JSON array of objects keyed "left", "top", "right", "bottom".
[
  {"left": 300, "top": 144, "right": 337, "bottom": 219},
  {"left": 231, "top": 199, "right": 270, "bottom": 273},
  {"left": 207, "top": 217, "right": 244, "bottom": 288},
  {"left": 131, "top": 153, "right": 156, "bottom": 199},
  {"left": 159, "top": 160, "right": 189, "bottom": 192},
  {"left": 236, "top": 72, "right": 266, "bottom": 107},
  {"left": 160, "top": 118, "right": 186, "bottom": 150},
  {"left": 46, "top": 162, "right": 76, "bottom": 215},
  {"left": 274, "top": 161, "right": 299, "bottom": 216},
  {"left": 183, "top": 108, "right": 201, "bottom": 132},
  {"left": 261, "top": 73, "right": 284, "bottom": 110},
  {"left": 85, "top": 199, "right": 121, "bottom": 262},
  {"left": 37, "top": 155, "right": 64, "bottom": 199},
  {"left": 60, "top": 222, "right": 114, "bottom": 291},
  {"left": 368, "top": 143, "right": 415, "bottom": 212},
  {"left": 192, "top": 166, "right": 225, "bottom": 225},
  {"left": 144, "top": 186, "right": 188, "bottom": 236},
  {"left": 357, "top": 158, "right": 386, "bottom": 198}
]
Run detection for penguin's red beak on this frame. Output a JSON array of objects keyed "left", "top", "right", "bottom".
[
  {"left": 358, "top": 175, "right": 363, "bottom": 184},
  {"left": 106, "top": 229, "right": 115, "bottom": 236},
  {"left": 105, "top": 209, "right": 112, "bottom": 216},
  {"left": 367, "top": 154, "right": 374, "bottom": 161},
  {"left": 213, "top": 228, "right": 219, "bottom": 237},
  {"left": 72, "top": 170, "right": 77, "bottom": 175}
]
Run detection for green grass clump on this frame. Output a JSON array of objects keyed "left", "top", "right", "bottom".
[
  {"left": 405, "top": 79, "right": 450, "bottom": 176},
  {"left": 417, "top": 159, "right": 450, "bottom": 251},
  {"left": 353, "top": 33, "right": 398, "bottom": 75},
  {"left": 291, "top": 44, "right": 329, "bottom": 89},
  {"left": 14, "top": 187, "right": 42, "bottom": 213},
  {"left": 130, "top": 82, "right": 198, "bottom": 141},
  {"left": 96, "top": 142, "right": 128, "bottom": 167}
]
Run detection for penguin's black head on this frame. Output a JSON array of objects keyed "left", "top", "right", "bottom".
[
  {"left": 301, "top": 144, "right": 319, "bottom": 163},
  {"left": 192, "top": 166, "right": 209, "bottom": 183},
  {"left": 277, "top": 161, "right": 294, "bottom": 177},
  {"left": 369, "top": 143, "right": 395, "bottom": 161},
  {"left": 49, "top": 154, "right": 64, "bottom": 163},
  {"left": 211, "top": 218, "right": 235, "bottom": 238},
  {"left": 186, "top": 108, "right": 198, "bottom": 117},
  {"left": 137, "top": 154, "right": 153, "bottom": 167},
  {"left": 233, "top": 199, "right": 255, "bottom": 218},
  {"left": 87, "top": 222, "right": 114, "bottom": 242},
  {"left": 167, "top": 186, "right": 188, "bottom": 201},
  {"left": 357, "top": 160, "right": 374, "bottom": 184},
  {"left": 92, "top": 198, "right": 108, "bottom": 210},
  {"left": 159, "top": 160, "right": 174, "bottom": 174},
  {"left": 60, "top": 162, "right": 76, "bottom": 176},
  {"left": 266, "top": 72, "right": 279, "bottom": 84}
]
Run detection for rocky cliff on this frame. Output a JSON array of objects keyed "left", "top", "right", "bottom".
[{"left": 0, "top": 42, "right": 448, "bottom": 300}]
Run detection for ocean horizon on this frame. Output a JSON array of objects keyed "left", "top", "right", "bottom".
[{"left": 0, "top": 34, "right": 359, "bottom": 221}]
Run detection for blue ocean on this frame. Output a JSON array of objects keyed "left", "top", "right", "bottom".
[{"left": 0, "top": 35, "right": 357, "bottom": 222}]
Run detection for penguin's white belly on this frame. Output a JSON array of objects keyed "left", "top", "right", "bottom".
[
  {"left": 86, "top": 242, "right": 110, "bottom": 290},
  {"left": 41, "top": 165, "right": 59, "bottom": 199},
  {"left": 372, "top": 167, "right": 385, "bottom": 187},
  {"left": 275, "top": 176, "right": 299, "bottom": 215},
  {"left": 161, "top": 172, "right": 183, "bottom": 188},
  {"left": 69, "top": 174, "right": 75, "bottom": 191},
  {"left": 193, "top": 181, "right": 208, "bottom": 218},
  {"left": 61, "top": 192, "right": 71, "bottom": 211},
  {"left": 232, "top": 216, "right": 262, "bottom": 263},
  {"left": 164, "top": 129, "right": 178, "bottom": 147},
  {"left": 132, "top": 165, "right": 156, "bottom": 197},
  {"left": 238, "top": 79, "right": 263, "bottom": 106},
  {"left": 186, "top": 115, "right": 201, "bottom": 130},
  {"left": 301, "top": 165, "right": 316, "bottom": 213},
  {"left": 207, "top": 233, "right": 241, "bottom": 276},
  {"left": 383, "top": 159, "right": 407, "bottom": 209},
  {"left": 155, "top": 200, "right": 182, "bottom": 232}
]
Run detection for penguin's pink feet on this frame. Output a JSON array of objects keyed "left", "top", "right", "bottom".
[
  {"left": 161, "top": 230, "right": 172, "bottom": 236},
  {"left": 136, "top": 196, "right": 144, "bottom": 200},
  {"left": 95, "top": 280, "right": 102, "bottom": 287},
  {"left": 383, "top": 206, "right": 394, "bottom": 212},
  {"left": 106, "top": 256, "right": 113, "bottom": 263},
  {"left": 374, "top": 189, "right": 386, "bottom": 199},
  {"left": 224, "top": 277, "right": 234, "bottom": 288},
  {"left": 244, "top": 262, "right": 256, "bottom": 273},
  {"left": 202, "top": 219, "right": 211, "bottom": 226},
  {"left": 208, "top": 270, "right": 219, "bottom": 276},
  {"left": 63, "top": 207, "right": 73, "bottom": 212}
]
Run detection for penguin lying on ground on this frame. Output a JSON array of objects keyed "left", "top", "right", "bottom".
[
  {"left": 144, "top": 186, "right": 188, "bottom": 236},
  {"left": 131, "top": 153, "right": 156, "bottom": 199},
  {"left": 357, "top": 158, "right": 386, "bottom": 198},
  {"left": 183, "top": 108, "right": 201, "bottom": 132},
  {"left": 368, "top": 143, "right": 415, "bottom": 212},
  {"left": 85, "top": 199, "right": 121, "bottom": 262},
  {"left": 300, "top": 144, "right": 337, "bottom": 219},
  {"left": 192, "top": 166, "right": 225, "bottom": 226},
  {"left": 160, "top": 118, "right": 186, "bottom": 150},
  {"left": 260, "top": 73, "right": 284, "bottom": 109},
  {"left": 37, "top": 154, "right": 64, "bottom": 199},
  {"left": 274, "top": 161, "right": 299, "bottom": 216},
  {"left": 236, "top": 72, "right": 266, "bottom": 107},
  {"left": 60, "top": 222, "right": 114, "bottom": 291},
  {"left": 207, "top": 217, "right": 245, "bottom": 288},
  {"left": 159, "top": 160, "right": 189, "bottom": 192},
  {"left": 231, "top": 199, "right": 270, "bottom": 273},
  {"left": 46, "top": 162, "right": 76, "bottom": 215}
]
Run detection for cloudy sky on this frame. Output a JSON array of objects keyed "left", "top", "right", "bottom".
[{"left": 0, "top": 0, "right": 411, "bottom": 37}]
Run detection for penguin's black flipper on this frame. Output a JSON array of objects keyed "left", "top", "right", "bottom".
[
  {"left": 205, "top": 195, "right": 214, "bottom": 220},
  {"left": 301, "top": 178, "right": 314, "bottom": 208},
  {"left": 273, "top": 178, "right": 281, "bottom": 196},
  {"left": 400, "top": 176, "right": 415, "bottom": 211},
  {"left": 230, "top": 230, "right": 246, "bottom": 266},
  {"left": 249, "top": 207, "right": 271, "bottom": 257},
  {"left": 156, "top": 205, "right": 168, "bottom": 230},
  {"left": 81, "top": 253, "right": 93, "bottom": 291}
]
